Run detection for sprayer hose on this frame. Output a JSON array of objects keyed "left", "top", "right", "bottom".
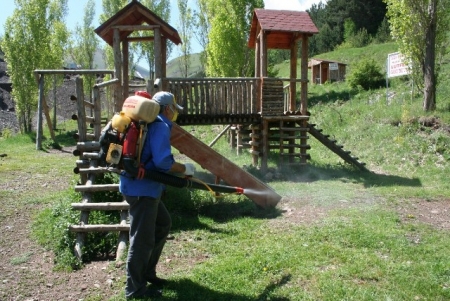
[{"left": 122, "top": 158, "right": 240, "bottom": 194}]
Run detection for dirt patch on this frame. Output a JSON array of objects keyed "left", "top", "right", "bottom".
[{"left": 396, "top": 199, "right": 450, "bottom": 231}]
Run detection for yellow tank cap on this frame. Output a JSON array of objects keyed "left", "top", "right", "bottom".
[{"left": 111, "top": 112, "right": 131, "bottom": 133}]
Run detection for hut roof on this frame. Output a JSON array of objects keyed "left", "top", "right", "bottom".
[
  {"left": 308, "top": 59, "right": 347, "bottom": 67},
  {"left": 95, "top": 1, "right": 181, "bottom": 46},
  {"left": 248, "top": 9, "right": 319, "bottom": 49}
]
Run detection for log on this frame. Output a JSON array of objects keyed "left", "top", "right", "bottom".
[
  {"left": 69, "top": 224, "right": 130, "bottom": 232},
  {"left": 75, "top": 184, "right": 119, "bottom": 192},
  {"left": 72, "top": 202, "right": 129, "bottom": 211}
]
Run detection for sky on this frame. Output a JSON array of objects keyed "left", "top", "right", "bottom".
[{"left": 0, "top": 0, "right": 325, "bottom": 59}]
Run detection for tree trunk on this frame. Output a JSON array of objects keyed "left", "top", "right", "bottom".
[{"left": 423, "top": 0, "right": 437, "bottom": 111}]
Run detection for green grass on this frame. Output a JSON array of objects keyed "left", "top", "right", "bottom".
[
  {"left": 2, "top": 41, "right": 450, "bottom": 300},
  {"left": 156, "top": 208, "right": 450, "bottom": 301}
]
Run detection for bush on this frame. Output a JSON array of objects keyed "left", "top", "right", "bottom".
[
  {"left": 32, "top": 173, "right": 123, "bottom": 270},
  {"left": 347, "top": 58, "right": 385, "bottom": 90}
]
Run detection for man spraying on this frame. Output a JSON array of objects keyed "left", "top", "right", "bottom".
[{"left": 120, "top": 91, "right": 195, "bottom": 299}]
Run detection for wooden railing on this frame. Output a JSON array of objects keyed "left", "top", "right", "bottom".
[{"left": 164, "top": 77, "right": 261, "bottom": 115}]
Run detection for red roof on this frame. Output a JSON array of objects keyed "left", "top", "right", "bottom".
[{"left": 248, "top": 9, "right": 319, "bottom": 49}]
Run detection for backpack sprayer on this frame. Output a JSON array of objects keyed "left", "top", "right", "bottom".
[{"left": 98, "top": 92, "right": 244, "bottom": 196}]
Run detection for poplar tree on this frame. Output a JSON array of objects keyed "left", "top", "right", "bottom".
[
  {"left": 1, "top": 0, "right": 69, "bottom": 133},
  {"left": 138, "top": 0, "right": 171, "bottom": 80},
  {"left": 384, "top": 0, "right": 450, "bottom": 111},
  {"left": 206, "top": 0, "right": 264, "bottom": 77},
  {"left": 100, "top": 0, "right": 128, "bottom": 72},
  {"left": 177, "top": 0, "right": 194, "bottom": 77},
  {"left": 71, "top": 0, "right": 99, "bottom": 101},
  {"left": 193, "top": 0, "right": 211, "bottom": 76}
]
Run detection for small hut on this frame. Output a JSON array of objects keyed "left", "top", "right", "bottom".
[{"left": 309, "top": 59, "right": 346, "bottom": 84}]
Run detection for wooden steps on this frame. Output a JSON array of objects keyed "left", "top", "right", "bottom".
[{"left": 307, "top": 123, "right": 367, "bottom": 171}]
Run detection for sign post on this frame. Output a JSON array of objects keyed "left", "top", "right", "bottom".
[{"left": 386, "top": 52, "right": 411, "bottom": 103}]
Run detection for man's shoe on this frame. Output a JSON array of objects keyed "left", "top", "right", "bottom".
[
  {"left": 147, "top": 276, "right": 168, "bottom": 287},
  {"left": 127, "top": 288, "right": 163, "bottom": 299}
]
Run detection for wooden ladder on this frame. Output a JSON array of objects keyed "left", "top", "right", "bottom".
[
  {"left": 69, "top": 77, "right": 129, "bottom": 261},
  {"left": 307, "top": 123, "right": 367, "bottom": 171}
]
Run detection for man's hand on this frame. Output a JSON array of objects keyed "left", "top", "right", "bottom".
[{"left": 184, "top": 163, "right": 196, "bottom": 176}]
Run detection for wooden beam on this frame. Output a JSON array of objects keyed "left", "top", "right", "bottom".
[
  {"left": 154, "top": 27, "right": 162, "bottom": 89},
  {"left": 113, "top": 28, "right": 123, "bottom": 112},
  {"left": 72, "top": 202, "right": 129, "bottom": 211},
  {"left": 34, "top": 69, "right": 114, "bottom": 75},
  {"left": 126, "top": 36, "right": 155, "bottom": 42},
  {"left": 300, "top": 34, "right": 309, "bottom": 115},
  {"left": 122, "top": 38, "right": 129, "bottom": 101},
  {"left": 111, "top": 25, "right": 160, "bottom": 31},
  {"left": 290, "top": 35, "right": 298, "bottom": 111},
  {"left": 69, "top": 224, "right": 130, "bottom": 232}
]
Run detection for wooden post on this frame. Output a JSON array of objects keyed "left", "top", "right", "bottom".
[
  {"left": 154, "top": 27, "right": 162, "bottom": 90},
  {"left": 290, "top": 35, "right": 298, "bottom": 111},
  {"left": 93, "top": 86, "right": 102, "bottom": 140},
  {"left": 113, "top": 28, "right": 123, "bottom": 112},
  {"left": 36, "top": 74, "right": 44, "bottom": 150},
  {"left": 117, "top": 207, "right": 129, "bottom": 261},
  {"left": 75, "top": 77, "right": 87, "bottom": 142},
  {"left": 260, "top": 31, "right": 267, "bottom": 77},
  {"left": 255, "top": 30, "right": 261, "bottom": 77},
  {"left": 53, "top": 75, "right": 57, "bottom": 129},
  {"left": 261, "top": 118, "right": 269, "bottom": 173},
  {"left": 123, "top": 38, "right": 129, "bottom": 100},
  {"left": 161, "top": 37, "right": 167, "bottom": 91},
  {"left": 300, "top": 34, "right": 309, "bottom": 115}
]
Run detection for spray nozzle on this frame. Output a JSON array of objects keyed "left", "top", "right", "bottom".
[{"left": 235, "top": 187, "right": 244, "bottom": 194}]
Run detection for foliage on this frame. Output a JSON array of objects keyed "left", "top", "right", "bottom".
[
  {"left": 137, "top": 0, "right": 171, "bottom": 80},
  {"left": 346, "top": 58, "right": 385, "bottom": 90},
  {"left": 33, "top": 172, "right": 122, "bottom": 270},
  {"left": 69, "top": 0, "right": 99, "bottom": 101},
  {"left": 32, "top": 188, "right": 83, "bottom": 271},
  {"left": 308, "top": 0, "right": 387, "bottom": 56},
  {"left": 373, "top": 17, "right": 392, "bottom": 44},
  {"left": 193, "top": 0, "right": 211, "bottom": 76},
  {"left": 384, "top": 0, "right": 450, "bottom": 111},
  {"left": 99, "top": 0, "right": 128, "bottom": 72},
  {"left": 177, "top": 0, "right": 194, "bottom": 78},
  {"left": 206, "top": 0, "right": 263, "bottom": 77},
  {"left": 1, "top": 0, "right": 70, "bottom": 133}
]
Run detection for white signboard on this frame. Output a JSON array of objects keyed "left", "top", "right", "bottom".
[
  {"left": 329, "top": 62, "right": 338, "bottom": 70},
  {"left": 387, "top": 52, "right": 410, "bottom": 78}
]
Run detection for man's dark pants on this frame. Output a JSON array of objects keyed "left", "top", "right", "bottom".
[{"left": 124, "top": 195, "right": 171, "bottom": 298}]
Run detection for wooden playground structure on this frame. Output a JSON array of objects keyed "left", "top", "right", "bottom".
[{"left": 34, "top": 1, "right": 366, "bottom": 260}]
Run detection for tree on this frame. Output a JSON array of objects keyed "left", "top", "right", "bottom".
[
  {"left": 177, "top": 0, "right": 194, "bottom": 77},
  {"left": 384, "top": 0, "right": 450, "bottom": 111},
  {"left": 193, "top": 0, "right": 212, "bottom": 76},
  {"left": 70, "top": 0, "right": 99, "bottom": 101},
  {"left": 206, "top": 0, "right": 264, "bottom": 77},
  {"left": 137, "top": 0, "right": 171, "bottom": 80},
  {"left": 308, "top": 0, "right": 387, "bottom": 56},
  {"left": 1, "top": 0, "right": 69, "bottom": 133},
  {"left": 100, "top": 0, "right": 128, "bottom": 72}
]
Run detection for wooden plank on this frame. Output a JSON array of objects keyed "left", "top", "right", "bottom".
[
  {"left": 69, "top": 224, "right": 130, "bottom": 232},
  {"left": 75, "top": 184, "right": 119, "bottom": 192},
  {"left": 72, "top": 202, "right": 129, "bottom": 210}
]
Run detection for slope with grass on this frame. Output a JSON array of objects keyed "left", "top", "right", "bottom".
[{"left": 0, "top": 42, "right": 449, "bottom": 300}]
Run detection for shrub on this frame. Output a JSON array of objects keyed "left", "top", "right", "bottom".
[
  {"left": 32, "top": 173, "right": 123, "bottom": 270},
  {"left": 347, "top": 58, "right": 385, "bottom": 90}
]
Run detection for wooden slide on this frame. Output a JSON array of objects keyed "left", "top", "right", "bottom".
[{"left": 171, "top": 124, "right": 282, "bottom": 208}]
